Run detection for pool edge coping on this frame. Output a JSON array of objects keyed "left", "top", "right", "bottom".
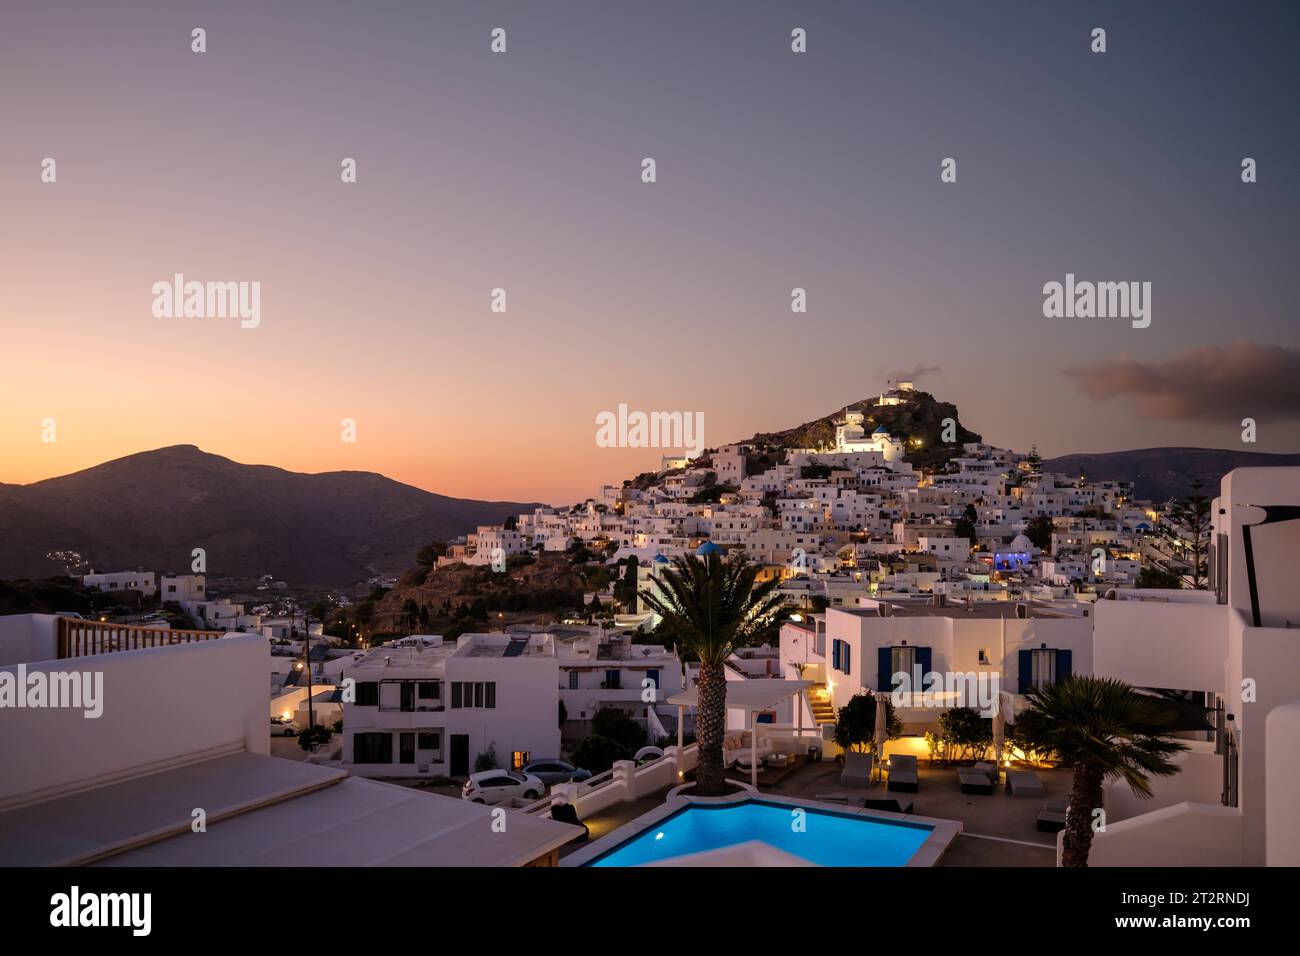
[{"left": 561, "top": 790, "right": 963, "bottom": 868}]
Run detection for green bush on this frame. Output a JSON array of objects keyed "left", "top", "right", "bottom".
[
  {"left": 572, "top": 734, "right": 628, "bottom": 774},
  {"left": 833, "top": 693, "right": 902, "bottom": 755},
  {"left": 938, "top": 707, "right": 992, "bottom": 761},
  {"left": 592, "top": 707, "right": 646, "bottom": 752},
  {"left": 297, "top": 724, "right": 332, "bottom": 752},
  {"left": 474, "top": 743, "right": 498, "bottom": 772}
]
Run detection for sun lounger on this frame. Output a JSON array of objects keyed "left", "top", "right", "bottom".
[
  {"left": 1036, "top": 796, "right": 1069, "bottom": 833},
  {"left": 973, "top": 761, "right": 1000, "bottom": 785},
  {"left": 840, "top": 751, "right": 874, "bottom": 789},
  {"left": 863, "top": 797, "right": 914, "bottom": 814},
  {"left": 887, "top": 754, "right": 919, "bottom": 793},
  {"left": 1007, "top": 769, "right": 1046, "bottom": 797},
  {"left": 957, "top": 768, "right": 994, "bottom": 795}
]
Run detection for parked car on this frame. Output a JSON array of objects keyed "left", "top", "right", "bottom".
[
  {"left": 521, "top": 759, "right": 592, "bottom": 786},
  {"left": 270, "top": 715, "right": 300, "bottom": 737},
  {"left": 461, "top": 770, "right": 544, "bottom": 804}
]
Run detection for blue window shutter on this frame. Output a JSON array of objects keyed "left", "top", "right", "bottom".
[
  {"left": 844, "top": 645, "right": 851, "bottom": 676},
  {"left": 831, "top": 641, "right": 839, "bottom": 670},
  {"left": 1055, "top": 649, "right": 1072, "bottom": 684},
  {"left": 1018, "top": 650, "right": 1032, "bottom": 693},
  {"left": 877, "top": 647, "right": 892, "bottom": 692},
  {"left": 915, "top": 647, "right": 932, "bottom": 677}
]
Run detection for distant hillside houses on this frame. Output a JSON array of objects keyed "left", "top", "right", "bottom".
[{"left": 444, "top": 394, "right": 1189, "bottom": 621}]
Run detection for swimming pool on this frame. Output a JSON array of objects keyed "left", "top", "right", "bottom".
[{"left": 585, "top": 799, "right": 935, "bottom": 867}]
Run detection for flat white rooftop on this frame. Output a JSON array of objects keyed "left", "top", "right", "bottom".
[
  {"left": 0, "top": 751, "right": 344, "bottom": 866},
  {"left": 0, "top": 750, "right": 581, "bottom": 868},
  {"left": 98, "top": 774, "right": 581, "bottom": 867}
]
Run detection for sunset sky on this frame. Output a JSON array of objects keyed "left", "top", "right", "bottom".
[{"left": 3, "top": 1, "right": 1298, "bottom": 505}]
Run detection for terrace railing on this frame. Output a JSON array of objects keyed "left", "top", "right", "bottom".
[{"left": 57, "top": 617, "right": 226, "bottom": 659}]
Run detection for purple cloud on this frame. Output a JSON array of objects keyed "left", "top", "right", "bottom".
[{"left": 1065, "top": 341, "right": 1300, "bottom": 422}]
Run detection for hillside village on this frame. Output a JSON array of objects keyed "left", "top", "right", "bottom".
[{"left": 393, "top": 381, "right": 1183, "bottom": 634}]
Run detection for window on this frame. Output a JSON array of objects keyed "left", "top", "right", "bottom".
[
  {"left": 978, "top": 649, "right": 990, "bottom": 665},
  {"left": 605, "top": 670, "right": 622, "bottom": 690},
  {"left": 355, "top": 682, "right": 379, "bottom": 706},
  {"left": 353, "top": 733, "right": 392, "bottom": 764},
  {"left": 417, "top": 681, "right": 440, "bottom": 701},
  {"left": 645, "top": 669, "right": 660, "bottom": 688},
  {"left": 417, "top": 732, "right": 440, "bottom": 752},
  {"left": 568, "top": 671, "right": 580, "bottom": 689},
  {"left": 890, "top": 645, "right": 916, "bottom": 680},
  {"left": 400, "top": 682, "right": 415, "bottom": 712},
  {"left": 1018, "top": 648, "right": 1072, "bottom": 692},
  {"left": 1030, "top": 649, "right": 1056, "bottom": 689},
  {"left": 831, "top": 639, "right": 851, "bottom": 675},
  {"left": 399, "top": 732, "right": 415, "bottom": 764},
  {"left": 450, "top": 681, "right": 497, "bottom": 709},
  {"left": 512, "top": 750, "right": 530, "bottom": 770}
]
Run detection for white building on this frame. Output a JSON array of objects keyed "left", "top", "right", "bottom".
[
  {"left": 341, "top": 633, "right": 562, "bottom": 779},
  {"left": 81, "top": 570, "right": 157, "bottom": 596},
  {"left": 160, "top": 573, "right": 206, "bottom": 603}
]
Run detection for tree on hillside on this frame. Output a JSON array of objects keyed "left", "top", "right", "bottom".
[
  {"left": 416, "top": 541, "right": 447, "bottom": 566},
  {"left": 1150, "top": 480, "right": 1212, "bottom": 589},
  {"left": 1024, "top": 515, "right": 1055, "bottom": 552},
  {"left": 1136, "top": 566, "right": 1182, "bottom": 590},
  {"left": 613, "top": 555, "right": 640, "bottom": 611},
  {"left": 955, "top": 503, "right": 978, "bottom": 543}
]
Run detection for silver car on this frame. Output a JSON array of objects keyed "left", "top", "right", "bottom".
[{"left": 521, "top": 759, "right": 592, "bottom": 786}]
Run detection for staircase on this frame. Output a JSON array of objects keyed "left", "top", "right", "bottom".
[{"left": 808, "top": 684, "right": 837, "bottom": 725}]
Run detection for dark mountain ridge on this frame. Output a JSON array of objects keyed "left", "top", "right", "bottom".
[{"left": 0, "top": 445, "right": 541, "bottom": 585}]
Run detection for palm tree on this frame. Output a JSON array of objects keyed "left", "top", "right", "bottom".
[
  {"left": 1018, "top": 676, "right": 1187, "bottom": 867},
  {"left": 639, "top": 553, "right": 786, "bottom": 796}
]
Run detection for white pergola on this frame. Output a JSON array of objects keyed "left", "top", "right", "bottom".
[{"left": 667, "top": 679, "right": 813, "bottom": 789}]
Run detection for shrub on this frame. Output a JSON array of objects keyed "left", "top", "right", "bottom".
[
  {"left": 833, "top": 693, "right": 902, "bottom": 755},
  {"left": 592, "top": 707, "right": 646, "bottom": 752},
  {"left": 297, "top": 724, "right": 332, "bottom": 752},
  {"left": 474, "top": 742, "right": 498, "bottom": 772},
  {"left": 572, "top": 734, "right": 628, "bottom": 774},
  {"left": 938, "top": 707, "right": 993, "bottom": 762}
]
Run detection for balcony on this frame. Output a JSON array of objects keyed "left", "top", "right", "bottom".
[{"left": 56, "top": 616, "right": 226, "bottom": 659}]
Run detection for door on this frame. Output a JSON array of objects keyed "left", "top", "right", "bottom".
[{"left": 450, "top": 734, "right": 470, "bottom": 776}]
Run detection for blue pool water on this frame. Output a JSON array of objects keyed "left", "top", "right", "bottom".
[{"left": 587, "top": 800, "right": 931, "bottom": 867}]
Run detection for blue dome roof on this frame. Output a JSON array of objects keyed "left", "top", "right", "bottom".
[
  {"left": 653, "top": 554, "right": 670, "bottom": 564},
  {"left": 695, "top": 541, "right": 723, "bottom": 556},
  {"left": 872, "top": 425, "right": 890, "bottom": 435}
]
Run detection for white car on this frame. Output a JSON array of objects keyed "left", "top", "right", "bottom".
[
  {"left": 270, "top": 716, "right": 300, "bottom": 737},
  {"left": 461, "top": 770, "right": 544, "bottom": 804}
]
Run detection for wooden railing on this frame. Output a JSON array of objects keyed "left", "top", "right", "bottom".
[{"left": 57, "top": 616, "right": 226, "bottom": 659}]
